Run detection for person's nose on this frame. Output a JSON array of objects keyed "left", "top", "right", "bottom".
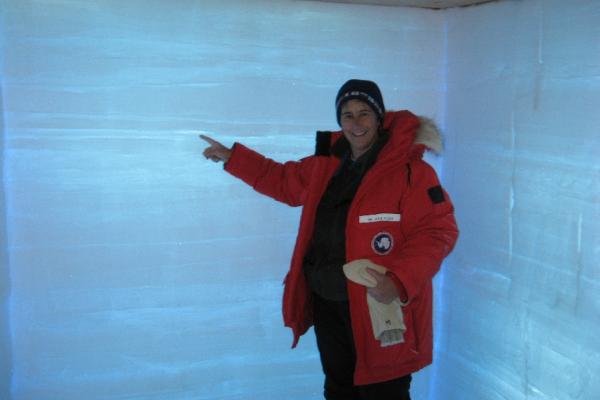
[{"left": 348, "top": 117, "right": 363, "bottom": 131}]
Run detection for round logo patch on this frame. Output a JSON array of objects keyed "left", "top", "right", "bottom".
[{"left": 371, "top": 231, "right": 394, "bottom": 255}]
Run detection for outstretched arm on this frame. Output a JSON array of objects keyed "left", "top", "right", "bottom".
[{"left": 200, "top": 134, "right": 316, "bottom": 207}]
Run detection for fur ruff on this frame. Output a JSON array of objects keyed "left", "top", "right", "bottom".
[{"left": 415, "top": 116, "right": 443, "bottom": 154}]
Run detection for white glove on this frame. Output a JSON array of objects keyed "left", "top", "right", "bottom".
[{"left": 342, "top": 259, "right": 388, "bottom": 287}]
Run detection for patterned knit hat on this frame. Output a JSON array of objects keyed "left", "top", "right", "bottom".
[{"left": 335, "top": 79, "right": 385, "bottom": 125}]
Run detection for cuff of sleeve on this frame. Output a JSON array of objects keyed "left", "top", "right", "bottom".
[
  {"left": 223, "top": 142, "right": 240, "bottom": 171},
  {"left": 386, "top": 272, "right": 409, "bottom": 305}
]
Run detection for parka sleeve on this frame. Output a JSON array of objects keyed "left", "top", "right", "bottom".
[
  {"left": 223, "top": 142, "right": 316, "bottom": 207},
  {"left": 387, "top": 160, "right": 459, "bottom": 302}
]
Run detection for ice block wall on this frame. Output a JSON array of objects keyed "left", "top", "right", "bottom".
[
  {"left": 0, "top": 1, "right": 444, "bottom": 398},
  {"left": 437, "top": 1, "right": 600, "bottom": 399},
  {"left": 1, "top": 81, "right": 12, "bottom": 399}
]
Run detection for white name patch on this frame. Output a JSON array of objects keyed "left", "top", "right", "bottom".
[{"left": 359, "top": 213, "right": 401, "bottom": 223}]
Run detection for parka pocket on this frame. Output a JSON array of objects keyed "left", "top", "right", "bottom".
[{"left": 356, "top": 301, "right": 421, "bottom": 371}]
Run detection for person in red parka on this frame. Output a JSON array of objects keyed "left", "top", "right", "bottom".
[{"left": 201, "top": 79, "right": 458, "bottom": 400}]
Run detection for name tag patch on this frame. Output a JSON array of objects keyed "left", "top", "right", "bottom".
[{"left": 359, "top": 213, "right": 401, "bottom": 223}]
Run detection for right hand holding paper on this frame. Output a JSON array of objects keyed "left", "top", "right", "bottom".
[{"left": 343, "top": 259, "right": 406, "bottom": 347}]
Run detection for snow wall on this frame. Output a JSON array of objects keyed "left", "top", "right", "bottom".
[{"left": 0, "top": 0, "right": 598, "bottom": 399}]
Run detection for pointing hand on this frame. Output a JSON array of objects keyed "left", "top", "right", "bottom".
[{"left": 199, "top": 134, "right": 232, "bottom": 163}]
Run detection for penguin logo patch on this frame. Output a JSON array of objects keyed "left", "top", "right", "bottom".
[{"left": 371, "top": 232, "right": 394, "bottom": 255}]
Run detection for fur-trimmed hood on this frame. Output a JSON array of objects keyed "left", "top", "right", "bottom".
[
  {"left": 414, "top": 116, "right": 442, "bottom": 154},
  {"left": 381, "top": 110, "right": 443, "bottom": 158},
  {"left": 315, "top": 110, "right": 443, "bottom": 161}
]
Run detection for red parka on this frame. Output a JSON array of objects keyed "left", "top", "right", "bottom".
[{"left": 224, "top": 110, "right": 458, "bottom": 385}]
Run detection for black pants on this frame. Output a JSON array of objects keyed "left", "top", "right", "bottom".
[{"left": 312, "top": 293, "right": 412, "bottom": 400}]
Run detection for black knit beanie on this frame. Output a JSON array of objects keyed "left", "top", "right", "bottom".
[{"left": 335, "top": 79, "right": 385, "bottom": 125}]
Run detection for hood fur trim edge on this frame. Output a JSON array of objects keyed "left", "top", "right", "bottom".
[{"left": 415, "top": 116, "right": 442, "bottom": 154}]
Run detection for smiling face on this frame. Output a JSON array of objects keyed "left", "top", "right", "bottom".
[{"left": 339, "top": 99, "right": 381, "bottom": 160}]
